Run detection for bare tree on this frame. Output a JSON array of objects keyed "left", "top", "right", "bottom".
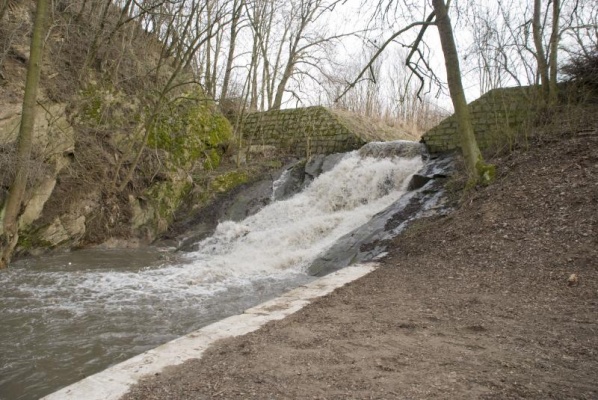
[
  {"left": 326, "top": 42, "right": 385, "bottom": 117},
  {"left": 337, "top": 0, "right": 493, "bottom": 183},
  {"left": 113, "top": 0, "right": 227, "bottom": 191},
  {"left": 432, "top": 0, "right": 492, "bottom": 182},
  {"left": 0, "top": 0, "right": 48, "bottom": 268},
  {"left": 242, "top": 0, "right": 360, "bottom": 110},
  {"left": 245, "top": 0, "right": 287, "bottom": 110},
  {"left": 463, "top": 0, "right": 576, "bottom": 103},
  {"left": 562, "top": 0, "right": 597, "bottom": 57},
  {"left": 548, "top": 0, "right": 560, "bottom": 103},
  {"left": 271, "top": 0, "right": 349, "bottom": 109},
  {"left": 220, "top": 0, "right": 245, "bottom": 101}
]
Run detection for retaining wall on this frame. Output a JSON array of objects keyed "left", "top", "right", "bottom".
[
  {"left": 422, "top": 86, "right": 542, "bottom": 153},
  {"left": 238, "top": 106, "right": 415, "bottom": 157}
]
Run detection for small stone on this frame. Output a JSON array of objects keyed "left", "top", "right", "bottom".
[{"left": 567, "top": 273, "right": 579, "bottom": 286}]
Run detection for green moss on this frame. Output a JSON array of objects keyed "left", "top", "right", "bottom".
[
  {"left": 16, "top": 229, "right": 53, "bottom": 252},
  {"left": 16, "top": 234, "right": 33, "bottom": 251},
  {"left": 148, "top": 90, "right": 232, "bottom": 168},
  {"left": 80, "top": 85, "right": 104, "bottom": 124},
  {"left": 265, "top": 160, "right": 283, "bottom": 169},
  {"left": 78, "top": 83, "right": 142, "bottom": 132},
  {"left": 146, "top": 180, "right": 192, "bottom": 221},
  {"left": 475, "top": 158, "right": 496, "bottom": 185},
  {"left": 210, "top": 171, "right": 248, "bottom": 193},
  {"left": 203, "top": 149, "right": 221, "bottom": 170}
]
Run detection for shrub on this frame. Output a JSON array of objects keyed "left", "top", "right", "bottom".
[{"left": 561, "top": 46, "right": 598, "bottom": 95}]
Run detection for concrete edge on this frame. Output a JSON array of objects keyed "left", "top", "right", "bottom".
[{"left": 41, "top": 263, "right": 378, "bottom": 400}]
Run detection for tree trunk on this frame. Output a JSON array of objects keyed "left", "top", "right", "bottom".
[
  {"left": 249, "top": 37, "right": 259, "bottom": 110},
  {"left": 533, "top": 0, "right": 550, "bottom": 100},
  {"left": 204, "top": 3, "right": 214, "bottom": 97},
  {"left": 432, "top": 0, "right": 493, "bottom": 184},
  {"left": 272, "top": 35, "right": 300, "bottom": 110},
  {"left": 0, "top": 0, "right": 47, "bottom": 269},
  {"left": 271, "top": 60, "right": 293, "bottom": 110},
  {"left": 220, "top": 0, "right": 243, "bottom": 101},
  {"left": 209, "top": 30, "right": 222, "bottom": 98},
  {"left": 548, "top": 0, "right": 560, "bottom": 104}
]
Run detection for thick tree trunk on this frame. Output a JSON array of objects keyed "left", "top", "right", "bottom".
[
  {"left": 432, "top": 0, "right": 493, "bottom": 184},
  {"left": 0, "top": 0, "right": 47, "bottom": 268},
  {"left": 271, "top": 60, "right": 293, "bottom": 110},
  {"left": 272, "top": 35, "right": 300, "bottom": 110}
]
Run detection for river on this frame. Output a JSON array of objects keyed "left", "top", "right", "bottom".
[{"left": 0, "top": 146, "right": 423, "bottom": 400}]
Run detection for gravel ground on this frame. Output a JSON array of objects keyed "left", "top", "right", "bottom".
[{"left": 122, "top": 132, "right": 598, "bottom": 400}]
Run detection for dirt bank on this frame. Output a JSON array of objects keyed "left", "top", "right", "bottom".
[{"left": 122, "top": 132, "right": 598, "bottom": 399}]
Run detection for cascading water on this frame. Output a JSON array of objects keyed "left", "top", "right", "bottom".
[{"left": 0, "top": 143, "right": 423, "bottom": 400}]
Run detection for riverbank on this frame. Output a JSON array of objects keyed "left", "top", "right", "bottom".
[{"left": 122, "top": 132, "right": 598, "bottom": 399}]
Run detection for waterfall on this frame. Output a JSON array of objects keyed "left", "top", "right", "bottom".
[{"left": 182, "top": 146, "right": 422, "bottom": 286}]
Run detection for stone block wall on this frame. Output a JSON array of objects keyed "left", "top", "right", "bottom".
[
  {"left": 422, "top": 86, "right": 542, "bottom": 153},
  {"left": 239, "top": 106, "right": 368, "bottom": 157}
]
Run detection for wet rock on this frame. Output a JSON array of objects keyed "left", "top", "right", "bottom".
[
  {"left": 273, "top": 153, "right": 346, "bottom": 201},
  {"left": 321, "top": 153, "right": 346, "bottom": 174},
  {"left": 174, "top": 223, "right": 213, "bottom": 252},
  {"left": 304, "top": 155, "right": 326, "bottom": 178},
  {"left": 175, "top": 177, "right": 278, "bottom": 251},
  {"left": 407, "top": 174, "right": 432, "bottom": 191},
  {"left": 222, "top": 179, "right": 273, "bottom": 221},
  {"left": 272, "top": 161, "right": 306, "bottom": 201}
]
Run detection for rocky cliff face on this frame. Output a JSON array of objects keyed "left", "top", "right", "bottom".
[{"left": 0, "top": 1, "right": 233, "bottom": 256}]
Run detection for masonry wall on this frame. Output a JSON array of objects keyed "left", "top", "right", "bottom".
[
  {"left": 239, "top": 106, "right": 366, "bottom": 157},
  {"left": 422, "top": 86, "right": 542, "bottom": 153}
]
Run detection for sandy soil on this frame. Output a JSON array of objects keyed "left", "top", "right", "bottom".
[{"left": 122, "top": 132, "right": 598, "bottom": 400}]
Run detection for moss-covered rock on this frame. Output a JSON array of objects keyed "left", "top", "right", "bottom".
[
  {"left": 70, "top": 83, "right": 234, "bottom": 243},
  {"left": 210, "top": 171, "right": 249, "bottom": 193},
  {"left": 148, "top": 89, "right": 232, "bottom": 169},
  {"left": 129, "top": 173, "right": 192, "bottom": 238}
]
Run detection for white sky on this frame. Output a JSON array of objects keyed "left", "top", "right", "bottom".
[{"left": 219, "top": 0, "right": 596, "bottom": 112}]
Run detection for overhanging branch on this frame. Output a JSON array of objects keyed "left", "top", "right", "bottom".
[{"left": 334, "top": 19, "right": 435, "bottom": 103}]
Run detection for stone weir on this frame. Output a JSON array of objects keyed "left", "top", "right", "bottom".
[
  {"left": 238, "top": 106, "right": 418, "bottom": 157},
  {"left": 421, "top": 85, "right": 542, "bottom": 153}
]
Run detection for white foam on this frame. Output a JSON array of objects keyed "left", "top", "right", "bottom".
[{"left": 182, "top": 153, "right": 422, "bottom": 282}]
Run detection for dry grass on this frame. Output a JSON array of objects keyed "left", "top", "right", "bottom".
[{"left": 329, "top": 108, "right": 422, "bottom": 142}]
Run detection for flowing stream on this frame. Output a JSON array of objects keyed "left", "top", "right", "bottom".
[{"left": 0, "top": 146, "right": 423, "bottom": 400}]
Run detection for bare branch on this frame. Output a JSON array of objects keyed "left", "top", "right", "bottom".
[{"left": 334, "top": 19, "right": 435, "bottom": 103}]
